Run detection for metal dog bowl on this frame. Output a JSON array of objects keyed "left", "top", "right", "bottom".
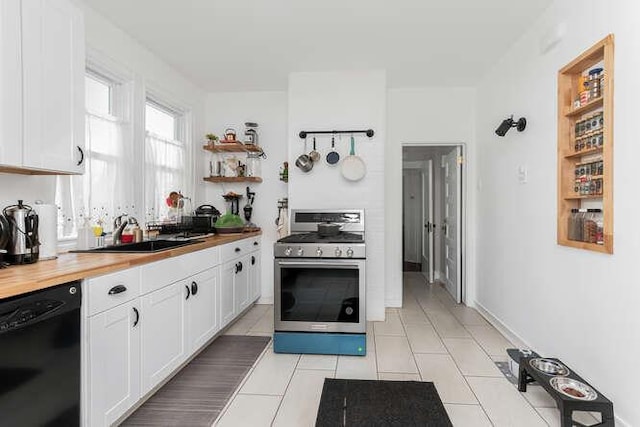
[
  {"left": 550, "top": 377, "right": 598, "bottom": 401},
  {"left": 529, "top": 358, "right": 570, "bottom": 376}
]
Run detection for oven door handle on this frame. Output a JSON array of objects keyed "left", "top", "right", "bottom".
[{"left": 276, "top": 261, "right": 361, "bottom": 268}]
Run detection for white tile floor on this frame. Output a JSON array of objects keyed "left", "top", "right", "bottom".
[{"left": 212, "top": 273, "right": 600, "bottom": 426}]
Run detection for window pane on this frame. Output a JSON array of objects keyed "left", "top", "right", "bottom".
[
  {"left": 85, "top": 75, "right": 111, "bottom": 115},
  {"left": 146, "top": 102, "right": 176, "bottom": 140}
]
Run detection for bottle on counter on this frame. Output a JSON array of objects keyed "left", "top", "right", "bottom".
[{"left": 77, "top": 217, "right": 95, "bottom": 250}]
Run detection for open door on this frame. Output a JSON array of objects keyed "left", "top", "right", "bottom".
[
  {"left": 421, "top": 161, "right": 434, "bottom": 283},
  {"left": 443, "top": 147, "right": 462, "bottom": 303}
]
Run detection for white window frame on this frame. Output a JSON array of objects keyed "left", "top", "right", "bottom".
[
  {"left": 142, "top": 88, "right": 194, "bottom": 222},
  {"left": 56, "top": 50, "right": 135, "bottom": 249}
]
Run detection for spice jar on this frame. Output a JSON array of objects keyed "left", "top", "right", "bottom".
[
  {"left": 589, "top": 68, "right": 603, "bottom": 99},
  {"left": 583, "top": 209, "right": 598, "bottom": 243},
  {"left": 594, "top": 210, "right": 604, "bottom": 245},
  {"left": 568, "top": 209, "right": 580, "bottom": 241}
]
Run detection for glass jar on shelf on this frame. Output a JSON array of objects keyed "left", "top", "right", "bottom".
[{"left": 246, "top": 152, "right": 262, "bottom": 177}]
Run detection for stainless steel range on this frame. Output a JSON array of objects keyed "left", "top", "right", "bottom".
[{"left": 273, "top": 209, "right": 366, "bottom": 356}]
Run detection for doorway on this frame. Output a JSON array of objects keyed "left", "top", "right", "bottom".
[{"left": 402, "top": 144, "right": 464, "bottom": 303}]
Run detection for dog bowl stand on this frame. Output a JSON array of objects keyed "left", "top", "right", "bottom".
[{"left": 518, "top": 357, "right": 614, "bottom": 427}]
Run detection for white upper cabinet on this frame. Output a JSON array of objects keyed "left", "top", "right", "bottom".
[
  {"left": 0, "top": 0, "right": 22, "bottom": 167},
  {"left": 21, "top": 0, "right": 85, "bottom": 173},
  {"left": 0, "top": 0, "right": 84, "bottom": 174}
]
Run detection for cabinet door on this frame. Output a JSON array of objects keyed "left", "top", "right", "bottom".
[
  {"left": 140, "top": 282, "right": 187, "bottom": 394},
  {"left": 249, "top": 251, "right": 262, "bottom": 302},
  {"left": 21, "top": 0, "right": 85, "bottom": 173},
  {"left": 187, "top": 266, "right": 219, "bottom": 352},
  {"left": 220, "top": 261, "right": 236, "bottom": 328},
  {"left": 88, "top": 300, "right": 141, "bottom": 427},
  {"left": 0, "top": 0, "right": 22, "bottom": 167},
  {"left": 234, "top": 255, "right": 250, "bottom": 314}
]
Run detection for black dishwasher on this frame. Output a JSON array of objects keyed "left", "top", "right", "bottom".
[{"left": 0, "top": 281, "right": 81, "bottom": 427}]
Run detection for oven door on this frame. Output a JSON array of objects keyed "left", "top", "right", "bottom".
[{"left": 274, "top": 258, "right": 366, "bottom": 334}]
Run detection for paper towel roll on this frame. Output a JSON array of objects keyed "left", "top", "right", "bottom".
[{"left": 34, "top": 203, "right": 58, "bottom": 260}]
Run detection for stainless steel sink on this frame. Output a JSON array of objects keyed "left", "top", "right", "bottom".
[{"left": 72, "top": 239, "right": 203, "bottom": 253}]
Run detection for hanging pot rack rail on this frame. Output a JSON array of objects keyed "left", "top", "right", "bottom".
[{"left": 298, "top": 129, "right": 374, "bottom": 139}]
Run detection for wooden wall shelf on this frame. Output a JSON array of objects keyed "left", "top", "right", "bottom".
[
  {"left": 564, "top": 97, "right": 603, "bottom": 117},
  {"left": 557, "top": 34, "right": 614, "bottom": 254},
  {"left": 203, "top": 176, "right": 263, "bottom": 183},
  {"left": 203, "top": 143, "right": 263, "bottom": 153}
]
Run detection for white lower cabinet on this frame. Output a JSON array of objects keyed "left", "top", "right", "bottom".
[
  {"left": 234, "top": 255, "right": 251, "bottom": 314},
  {"left": 85, "top": 238, "right": 261, "bottom": 426},
  {"left": 140, "top": 281, "right": 187, "bottom": 395},
  {"left": 88, "top": 299, "right": 140, "bottom": 427},
  {"left": 249, "top": 251, "right": 261, "bottom": 302},
  {"left": 186, "top": 266, "right": 220, "bottom": 352},
  {"left": 220, "top": 261, "right": 236, "bottom": 328}
]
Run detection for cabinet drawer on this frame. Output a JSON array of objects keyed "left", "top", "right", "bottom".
[
  {"left": 140, "top": 246, "right": 220, "bottom": 295},
  {"left": 86, "top": 268, "right": 140, "bottom": 316},
  {"left": 221, "top": 237, "right": 260, "bottom": 263}
]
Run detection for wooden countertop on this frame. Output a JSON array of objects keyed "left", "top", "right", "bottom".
[{"left": 0, "top": 232, "right": 262, "bottom": 300}]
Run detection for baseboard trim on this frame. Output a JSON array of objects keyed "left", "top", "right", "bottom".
[
  {"left": 472, "top": 301, "right": 531, "bottom": 351},
  {"left": 472, "top": 301, "right": 631, "bottom": 427},
  {"left": 385, "top": 298, "right": 402, "bottom": 308}
]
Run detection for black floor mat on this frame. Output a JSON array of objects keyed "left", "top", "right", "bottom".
[{"left": 316, "top": 379, "right": 452, "bottom": 427}]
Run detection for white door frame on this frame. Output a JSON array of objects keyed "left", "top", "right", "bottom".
[
  {"left": 401, "top": 142, "right": 468, "bottom": 304},
  {"left": 422, "top": 160, "right": 434, "bottom": 283}
]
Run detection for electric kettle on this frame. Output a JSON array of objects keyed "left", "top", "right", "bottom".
[{"left": 3, "top": 200, "right": 39, "bottom": 264}]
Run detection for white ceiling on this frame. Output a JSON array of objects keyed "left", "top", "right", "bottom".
[{"left": 80, "top": 0, "right": 553, "bottom": 92}]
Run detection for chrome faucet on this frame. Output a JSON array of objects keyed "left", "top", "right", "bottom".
[
  {"left": 113, "top": 215, "right": 140, "bottom": 244},
  {"left": 112, "top": 214, "right": 128, "bottom": 245}
]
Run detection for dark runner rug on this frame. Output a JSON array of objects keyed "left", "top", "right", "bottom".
[
  {"left": 316, "top": 379, "right": 452, "bottom": 427},
  {"left": 122, "top": 335, "right": 270, "bottom": 427}
]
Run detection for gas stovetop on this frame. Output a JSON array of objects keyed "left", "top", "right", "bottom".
[
  {"left": 274, "top": 209, "right": 366, "bottom": 259},
  {"left": 277, "top": 231, "right": 364, "bottom": 244}
]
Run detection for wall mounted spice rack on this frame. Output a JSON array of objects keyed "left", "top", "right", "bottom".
[{"left": 557, "top": 34, "right": 614, "bottom": 254}]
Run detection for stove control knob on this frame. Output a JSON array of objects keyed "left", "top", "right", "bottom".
[
  {"left": 335, "top": 247, "right": 342, "bottom": 257},
  {"left": 297, "top": 247, "right": 304, "bottom": 256},
  {"left": 284, "top": 247, "right": 292, "bottom": 256},
  {"left": 346, "top": 247, "right": 354, "bottom": 258},
  {"left": 316, "top": 247, "right": 323, "bottom": 257}
]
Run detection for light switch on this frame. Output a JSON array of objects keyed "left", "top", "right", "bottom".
[{"left": 518, "top": 165, "right": 528, "bottom": 184}]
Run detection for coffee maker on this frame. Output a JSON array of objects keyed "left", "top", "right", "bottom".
[{"left": 3, "top": 200, "right": 39, "bottom": 264}]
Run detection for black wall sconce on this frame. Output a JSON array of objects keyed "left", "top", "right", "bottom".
[{"left": 495, "top": 116, "right": 527, "bottom": 137}]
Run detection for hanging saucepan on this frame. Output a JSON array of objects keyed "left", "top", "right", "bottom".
[
  {"left": 309, "top": 137, "right": 321, "bottom": 163},
  {"left": 326, "top": 135, "right": 340, "bottom": 165},
  {"left": 295, "top": 138, "right": 313, "bottom": 172},
  {"left": 318, "top": 222, "right": 342, "bottom": 237},
  {"left": 341, "top": 135, "right": 366, "bottom": 181}
]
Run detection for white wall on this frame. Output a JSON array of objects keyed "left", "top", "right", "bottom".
[
  {"left": 0, "top": 174, "right": 56, "bottom": 209},
  {"left": 475, "top": 1, "right": 640, "bottom": 425},
  {"left": 387, "top": 88, "right": 476, "bottom": 306},
  {"left": 203, "top": 91, "right": 288, "bottom": 304},
  {"left": 288, "top": 71, "right": 387, "bottom": 321}
]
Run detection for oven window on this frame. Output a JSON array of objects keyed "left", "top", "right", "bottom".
[{"left": 280, "top": 268, "right": 359, "bottom": 323}]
